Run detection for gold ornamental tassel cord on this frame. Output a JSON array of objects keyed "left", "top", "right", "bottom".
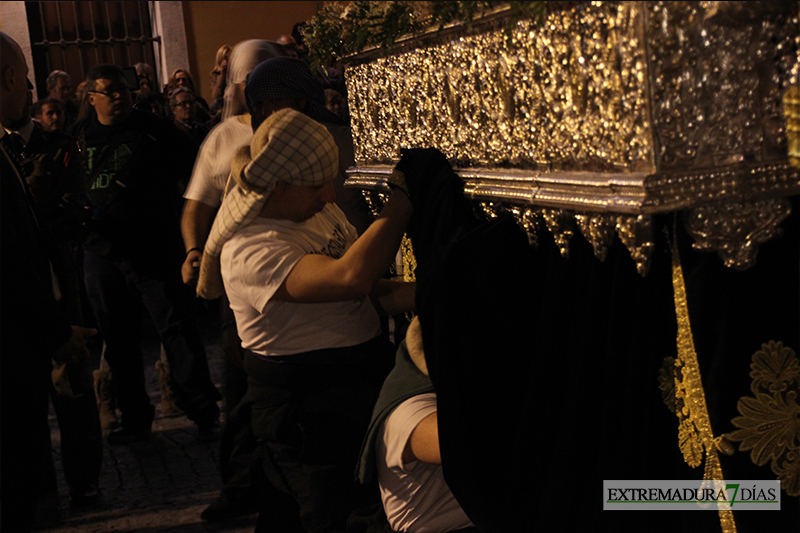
[{"left": 670, "top": 227, "right": 738, "bottom": 533}]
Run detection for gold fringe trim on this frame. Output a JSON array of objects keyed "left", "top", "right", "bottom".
[
  {"left": 671, "top": 231, "right": 737, "bottom": 533},
  {"left": 401, "top": 234, "right": 417, "bottom": 323},
  {"left": 785, "top": 85, "right": 800, "bottom": 167},
  {"left": 401, "top": 233, "right": 417, "bottom": 282}
]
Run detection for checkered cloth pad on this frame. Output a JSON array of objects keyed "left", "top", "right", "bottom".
[{"left": 196, "top": 107, "right": 338, "bottom": 299}]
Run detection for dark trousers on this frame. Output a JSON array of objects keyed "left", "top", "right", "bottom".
[
  {"left": 82, "top": 251, "right": 220, "bottom": 425},
  {"left": 218, "top": 293, "right": 264, "bottom": 497},
  {"left": 49, "top": 244, "right": 103, "bottom": 494},
  {"left": 219, "top": 357, "right": 266, "bottom": 490},
  {"left": 217, "top": 293, "right": 301, "bottom": 531},
  {"left": 221, "top": 358, "right": 304, "bottom": 532},
  {"left": 244, "top": 337, "right": 393, "bottom": 533},
  {"left": 0, "top": 370, "right": 51, "bottom": 532},
  {"left": 50, "top": 358, "right": 103, "bottom": 493}
]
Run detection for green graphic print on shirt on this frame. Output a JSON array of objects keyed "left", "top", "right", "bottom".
[{"left": 86, "top": 143, "right": 133, "bottom": 191}]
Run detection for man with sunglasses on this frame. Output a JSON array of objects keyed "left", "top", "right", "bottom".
[{"left": 69, "top": 65, "right": 222, "bottom": 445}]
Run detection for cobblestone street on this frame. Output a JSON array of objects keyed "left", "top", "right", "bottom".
[{"left": 32, "top": 301, "right": 258, "bottom": 533}]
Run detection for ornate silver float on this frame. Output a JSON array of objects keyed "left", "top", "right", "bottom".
[{"left": 342, "top": 1, "right": 800, "bottom": 274}]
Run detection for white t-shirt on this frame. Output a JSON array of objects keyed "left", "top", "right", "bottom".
[
  {"left": 220, "top": 203, "right": 381, "bottom": 356},
  {"left": 377, "top": 393, "right": 474, "bottom": 533},
  {"left": 184, "top": 116, "right": 252, "bottom": 207}
]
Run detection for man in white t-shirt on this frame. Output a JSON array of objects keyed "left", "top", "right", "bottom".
[
  {"left": 182, "top": 53, "right": 370, "bottom": 285},
  {"left": 181, "top": 40, "right": 289, "bottom": 524},
  {"left": 196, "top": 108, "right": 414, "bottom": 532},
  {"left": 182, "top": 39, "right": 293, "bottom": 524},
  {"left": 181, "top": 40, "right": 288, "bottom": 285}
]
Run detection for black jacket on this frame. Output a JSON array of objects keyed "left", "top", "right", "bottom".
[{"left": 69, "top": 109, "right": 196, "bottom": 269}]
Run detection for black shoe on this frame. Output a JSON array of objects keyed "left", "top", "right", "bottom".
[
  {"left": 70, "top": 484, "right": 100, "bottom": 507},
  {"left": 201, "top": 494, "right": 259, "bottom": 522},
  {"left": 107, "top": 423, "right": 152, "bottom": 445}
]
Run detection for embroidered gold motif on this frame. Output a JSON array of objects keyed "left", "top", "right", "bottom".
[
  {"left": 728, "top": 341, "right": 800, "bottom": 496},
  {"left": 678, "top": 418, "right": 704, "bottom": 468},
  {"left": 772, "top": 450, "right": 800, "bottom": 497},
  {"left": 658, "top": 356, "right": 678, "bottom": 414},
  {"left": 785, "top": 85, "right": 800, "bottom": 167},
  {"left": 672, "top": 353, "right": 705, "bottom": 468},
  {"left": 750, "top": 340, "right": 800, "bottom": 394},
  {"left": 714, "top": 435, "right": 736, "bottom": 457},
  {"left": 401, "top": 234, "right": 417, "bottom": 283},
  {"left": 401, "top": 234, "right": 417, "bottom": 323},
  {"left": 670, "top": 230, "right": 737, "bottom": 532}
]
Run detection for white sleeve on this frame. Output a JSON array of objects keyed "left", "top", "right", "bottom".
[
  {"left": 382, "top": 393, "right": 438, "bottom": 473},
  {"left": 184, "top": 129, "right": 226, "bottom": 206},
  {"left": 185, "top": 122, "right": 251, "bottom": 206},
  {"left": 233, "top": 236, "right": 307, "bottom": 313}
]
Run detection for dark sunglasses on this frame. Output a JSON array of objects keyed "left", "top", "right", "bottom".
[{"left": 89, "top": 86, "right": 130, "bottom": 99}]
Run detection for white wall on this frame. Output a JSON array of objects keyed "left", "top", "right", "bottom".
[{"left": 150, "top": 1, "right": 189, "bottom": 88}]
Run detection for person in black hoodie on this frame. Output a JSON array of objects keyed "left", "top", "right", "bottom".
[{"left": 69, "top": 64, "right": 221, "bottom": 445}]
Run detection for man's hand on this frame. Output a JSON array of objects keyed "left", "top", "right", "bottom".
[
  {"left": 25, "top": 149, "right": 64, "bottom": 200},
  {"left": 53, "top": 326, "right": 97, "bottom": 364},
  {"left": 182, "top": 250, "right": 203, "bottom": 285},
  {"left": 180, "top": 200, "right": 216, "bottom": 285}
]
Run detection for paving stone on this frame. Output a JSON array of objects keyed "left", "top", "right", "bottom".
[{"left": 31, "top": 303, "right": 256, "bottom": 532}]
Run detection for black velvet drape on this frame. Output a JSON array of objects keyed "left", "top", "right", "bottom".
[{"left": 401, "top": 148, "right": 799, "bottom": 532}]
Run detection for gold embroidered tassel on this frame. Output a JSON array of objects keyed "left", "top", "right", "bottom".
[{"left": 670, "top": 227, "right": 738, "bottom": 533}]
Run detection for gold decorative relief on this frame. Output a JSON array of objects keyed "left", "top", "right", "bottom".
[
  {"left": 478, "top": 201, "right": 505, "bottom": 220},
  {"left": 361, "top": 190, "right": 390, "bottom": 219},
  {"left": 678, "top": 417, "right": 704, "bottom": 469},
  {"left": 616, "top": 215, "right": 655, "bottom": 276},
  {"left": 401, "top": 234, "right": 417, "bottom": 283},
  {"left": 647, "top": 2, "right": 797, "bottom": 169},
  {"left": 684, "top": 199, "right": 792, "bottom": 270},
  {"left": 343, "top": 2, "right": 799, "bottom": 276},
  {"left": 658, "top": 356, "right": 679, "bottom": 414},
  {"left": 346, "top": 2, "right": 653, "bottom": 171},
  {"left": 728, "top": 341, "right": 800, "bottom": 496},
  {"left": 750, "top": 341, "right": 800, "bottom": 394},
  {"left": 786, "top": 85, "right": 800, "bottom": 167},
  {"left": 540, "top": 209, "right": 574, "bottom": 259},
  {"left": 510, "top": 206, "right": 540, "bottom": 247},
  {"left": 575, "top": 213, "right": 616, "bottom": 262},
  {"left": 714, "top": 435, "right": 736, "bottom": 457}
]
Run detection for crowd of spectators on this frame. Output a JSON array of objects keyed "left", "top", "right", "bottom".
[{"left": 1, "top": 21, "right": 470, "bottom": 533}]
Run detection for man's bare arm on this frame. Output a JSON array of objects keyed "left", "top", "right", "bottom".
[
  {"left": 272, "top": 190, "right": 413, "bottom": 303},
  {"left": 402, "top": 412, "right": 441, "bottom": 465},
  {"left": 180, "top": 199, "right": 216, "bottom": 285},
  {"left": 370, "top": 279, "right": 416, "bottom": 316}
]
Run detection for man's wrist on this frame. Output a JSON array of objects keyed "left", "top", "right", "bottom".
[
  {"left": 186, "top": 247, "right": 203, "bottom": 257},
  {"left": 385, "top": 169, "right": 409, "bottom": 198}
]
